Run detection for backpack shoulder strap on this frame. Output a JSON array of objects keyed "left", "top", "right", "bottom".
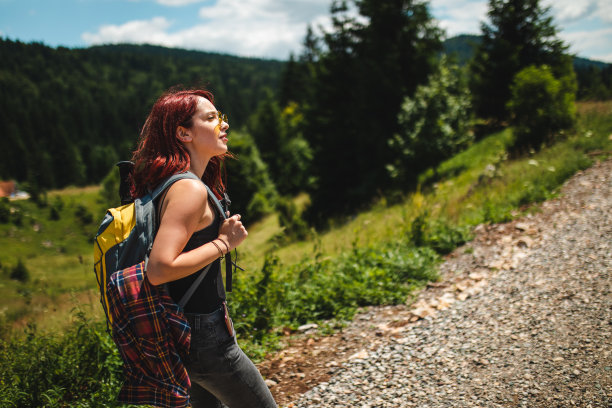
[
  {"left": 201, "top": 183, "right": 234, "bottom": 293},
  {"left": 203, "top": 184, "right": 227, "bottom": 220}
]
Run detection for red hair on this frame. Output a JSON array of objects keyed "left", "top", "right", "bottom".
[{"left": 130, "top": 88, "right": 229, "bottom": 199}]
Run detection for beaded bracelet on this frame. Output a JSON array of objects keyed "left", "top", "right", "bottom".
[{"left": 218, "top": 238, "right": 230, "bottom": 255}]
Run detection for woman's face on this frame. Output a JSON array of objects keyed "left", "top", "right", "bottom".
[{"left": 184, "top": 96, "right": 229, "bottom": 158}]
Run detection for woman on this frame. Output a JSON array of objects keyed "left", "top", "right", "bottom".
[{"left": 130, "top": 88, "right": 277, "bottom": 408}]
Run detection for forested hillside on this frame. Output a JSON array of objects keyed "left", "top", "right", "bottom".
[{"left": 0, "top": 40, "right": 284, "bottom": 191}]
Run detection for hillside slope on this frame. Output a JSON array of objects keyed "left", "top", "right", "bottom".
[{"left": 262, "top": 158, "right": 611, "bottom": 407}]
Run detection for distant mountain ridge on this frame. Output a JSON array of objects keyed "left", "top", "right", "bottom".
[{"left": 442, "top": 34, "right": 610, "bottom": 69}]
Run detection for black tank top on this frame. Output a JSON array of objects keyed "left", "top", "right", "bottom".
[{"left": 166, "top": 206, "right": 226, "bottom": 313}]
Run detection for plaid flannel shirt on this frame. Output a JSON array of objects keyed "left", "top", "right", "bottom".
[{"left": 107, "top": 261, "right": 192, "bottom": 408}]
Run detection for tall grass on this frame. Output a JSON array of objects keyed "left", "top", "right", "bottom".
[{"left": 0, "top": 311, "right": 124, "bottom": 407}]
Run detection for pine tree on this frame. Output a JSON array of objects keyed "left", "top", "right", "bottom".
[
  {"left": 469, "top": 0, "right": 570, "bottom": 123},
  {"left": 303, "top": 0, "right": 442, "bottom": 223}
]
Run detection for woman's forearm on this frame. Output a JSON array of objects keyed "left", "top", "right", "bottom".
[{"left": 147, "top": 239, "right": 228, "bottom": 285}]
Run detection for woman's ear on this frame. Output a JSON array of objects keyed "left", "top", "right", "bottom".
[{"left": 176, "top": 126, "right": 192, "bottom": 143}]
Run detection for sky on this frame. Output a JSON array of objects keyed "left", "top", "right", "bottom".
[{"left": 1, "top": 0, "right": 611, "bottom": 63}]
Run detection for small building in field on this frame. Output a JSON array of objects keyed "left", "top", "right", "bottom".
[
  {"left": 0, "top": 181, "right": 16, "bottom": 198},
  {"left": 0, "top": 181, "right": 28, "bottom": 200}
]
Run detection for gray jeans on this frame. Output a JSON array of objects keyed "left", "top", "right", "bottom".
[{"left": 184, "top": 306, "right": 277, "bottom": 408}]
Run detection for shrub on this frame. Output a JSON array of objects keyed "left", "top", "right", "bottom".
[
  {"left": 10, "top": 259, "right": 30, "bottom": 282},
  {"left": 388, "top": 57, "right": 474, "bottom": 184},
  {"left": 74, "top": 204, "right": 93, "bottom": 225},
  {"left": 10, "top": 205, "right": 23, "bottom": 226},
  {"left": 22, "top": 180, "right": 47, "bottom": 207},
  {"left": 424, "top": 220, "right": 473, "bottom": 255},
  {"left": 48, "top": 197, "right": 64, "bottom": 221},
  {"left": 407, "top": 212, "right": 472, "bottom": 254},
  {"left": 0, "top": 313, "right": 123, "bottom": 407},
  {"left": 276, "top": 197, "right": 311, "bottom": 242},
  {"left": 49, "top": 205, "right": 60, "bottom": 221},
  {"left": 507, "top": 64, "right": 577, "bottom": 151},
  {"left": 0, "top": 197, "right": 9, "bottom": 223},
  {"left": 231, "top": 238, "right": 441, "bottom": 356},
  {"left": 275, "top": 103, "right": 313, "bottom": 195},
  {"left": 481, "top": 199, "right": 513, "bottom": 224},
  {"left": 99, "top": 165, "right": 120, "bottom": 208}
]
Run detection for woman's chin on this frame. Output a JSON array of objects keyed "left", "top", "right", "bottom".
[{"left": 215, "top": 144, "right": 229, "bottom": 155}]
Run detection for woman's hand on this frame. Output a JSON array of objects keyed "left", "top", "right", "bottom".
[{"left": 218, "top": 214, "right": 248, "bottom": 251}]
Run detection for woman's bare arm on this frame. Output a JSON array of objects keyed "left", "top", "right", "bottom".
[{"left": 146, "top": 178, "right": 247, "bottom": 286}]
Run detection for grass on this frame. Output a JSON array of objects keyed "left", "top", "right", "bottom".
[
  {"left": 240, "top": 105, "right": 611, "bottom": 275},
  {"left": 0, "top": 187, "right": 105, "bottom": 331}
]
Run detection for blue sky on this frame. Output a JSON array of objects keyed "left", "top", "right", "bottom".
[{"left": 1, "top": 0, "right": 611, "bottom": 63}]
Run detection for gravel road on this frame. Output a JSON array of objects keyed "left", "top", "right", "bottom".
[{"left": 285, "top": 158, "right": 611, "bottom": 408}]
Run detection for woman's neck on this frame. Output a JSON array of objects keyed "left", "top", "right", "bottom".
[{"left": 187, "top": 154, "right": 210, "bottom": 179}]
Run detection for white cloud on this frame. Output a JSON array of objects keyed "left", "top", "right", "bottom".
[
  {"left": 594, "top": 52, "right": 612, "bottom": 63},
  {"left": 560, "top": 26, "right": 612, "bottom": 62},
  {"left": 597, "top": 0, "right": 612, "bottom": 23},
  {"left": 544, "top": 0, "right": 612, "bottom": 24},
  {"left": 430, "top": 0, "right": 488, "bottom": 36},
  {"left": 543, "top": 0, "right": 596, "bottom": 23},
  {"left": 82, "top": 0, "right": 331, "bottom": 59},
  {"left": 192, "top": 0, "right": 334, "bottom": 57},
  {"left": 82, "top": 17, "right": 177, "bottom": 47}
]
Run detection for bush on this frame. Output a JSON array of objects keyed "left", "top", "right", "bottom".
[
  {"left": 507, "top": 64, "right": 577, "bottom": 151},
  {"left": 481, "top": 199, "right": 513, "bottom": 224},
  {"left": 388, "top": 57, "right": 474, "bottom": 184},
  {"left": 276, "top": 197, "right": 311, "bottom": 242},
  {"left": 48, "top": 197, "right": 64, "bottom": 221},
  {"left": 74, "top": 204, "right": 93, "bottom": 225},
  {"left": 99, "top": 165, "right": 120, "bottom": 208},
  {"left": 10, "top": 205, "right": 23, "bottom": 226},
  {"left": 275, "top": 103, "right": 313, "bottom": 195},
  {"left": 245, "top": 191, "right": 274, "bottom": 221},
  {"left": 407, "top": 212, "right": 473, "bottom": 254},
  {"left": 0, "top": 197, "right": 9, "bottom": 223},
  {"left": 0, "top": 313, "right": 123, "bottom": 407},
  {"left": 230, "top": 238, "right": 441, "bottom": 357},
  {"left": 22, "top": 180, "right": 47, "bottom": 207},
  {"left": 424, "top": 220, "right": 473, "bottom": 255},
  {"left": 10, "top": 259, "right": 30, "bottom": 282}
]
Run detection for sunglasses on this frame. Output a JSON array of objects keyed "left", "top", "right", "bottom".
[{"left": 215, "top": 111, "right": 228, "bottom": 124}]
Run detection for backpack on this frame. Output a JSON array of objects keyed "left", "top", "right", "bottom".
[{"left": 93, "top": 162, "right": 230, "bottom": 327}]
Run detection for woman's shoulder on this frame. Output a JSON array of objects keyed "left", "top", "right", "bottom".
[
  {"left": 163, "top": 178, "right": 209, "bottom": 212},
  {"left": 168, "top": 178, "right": 208, "bottom": 198}
]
